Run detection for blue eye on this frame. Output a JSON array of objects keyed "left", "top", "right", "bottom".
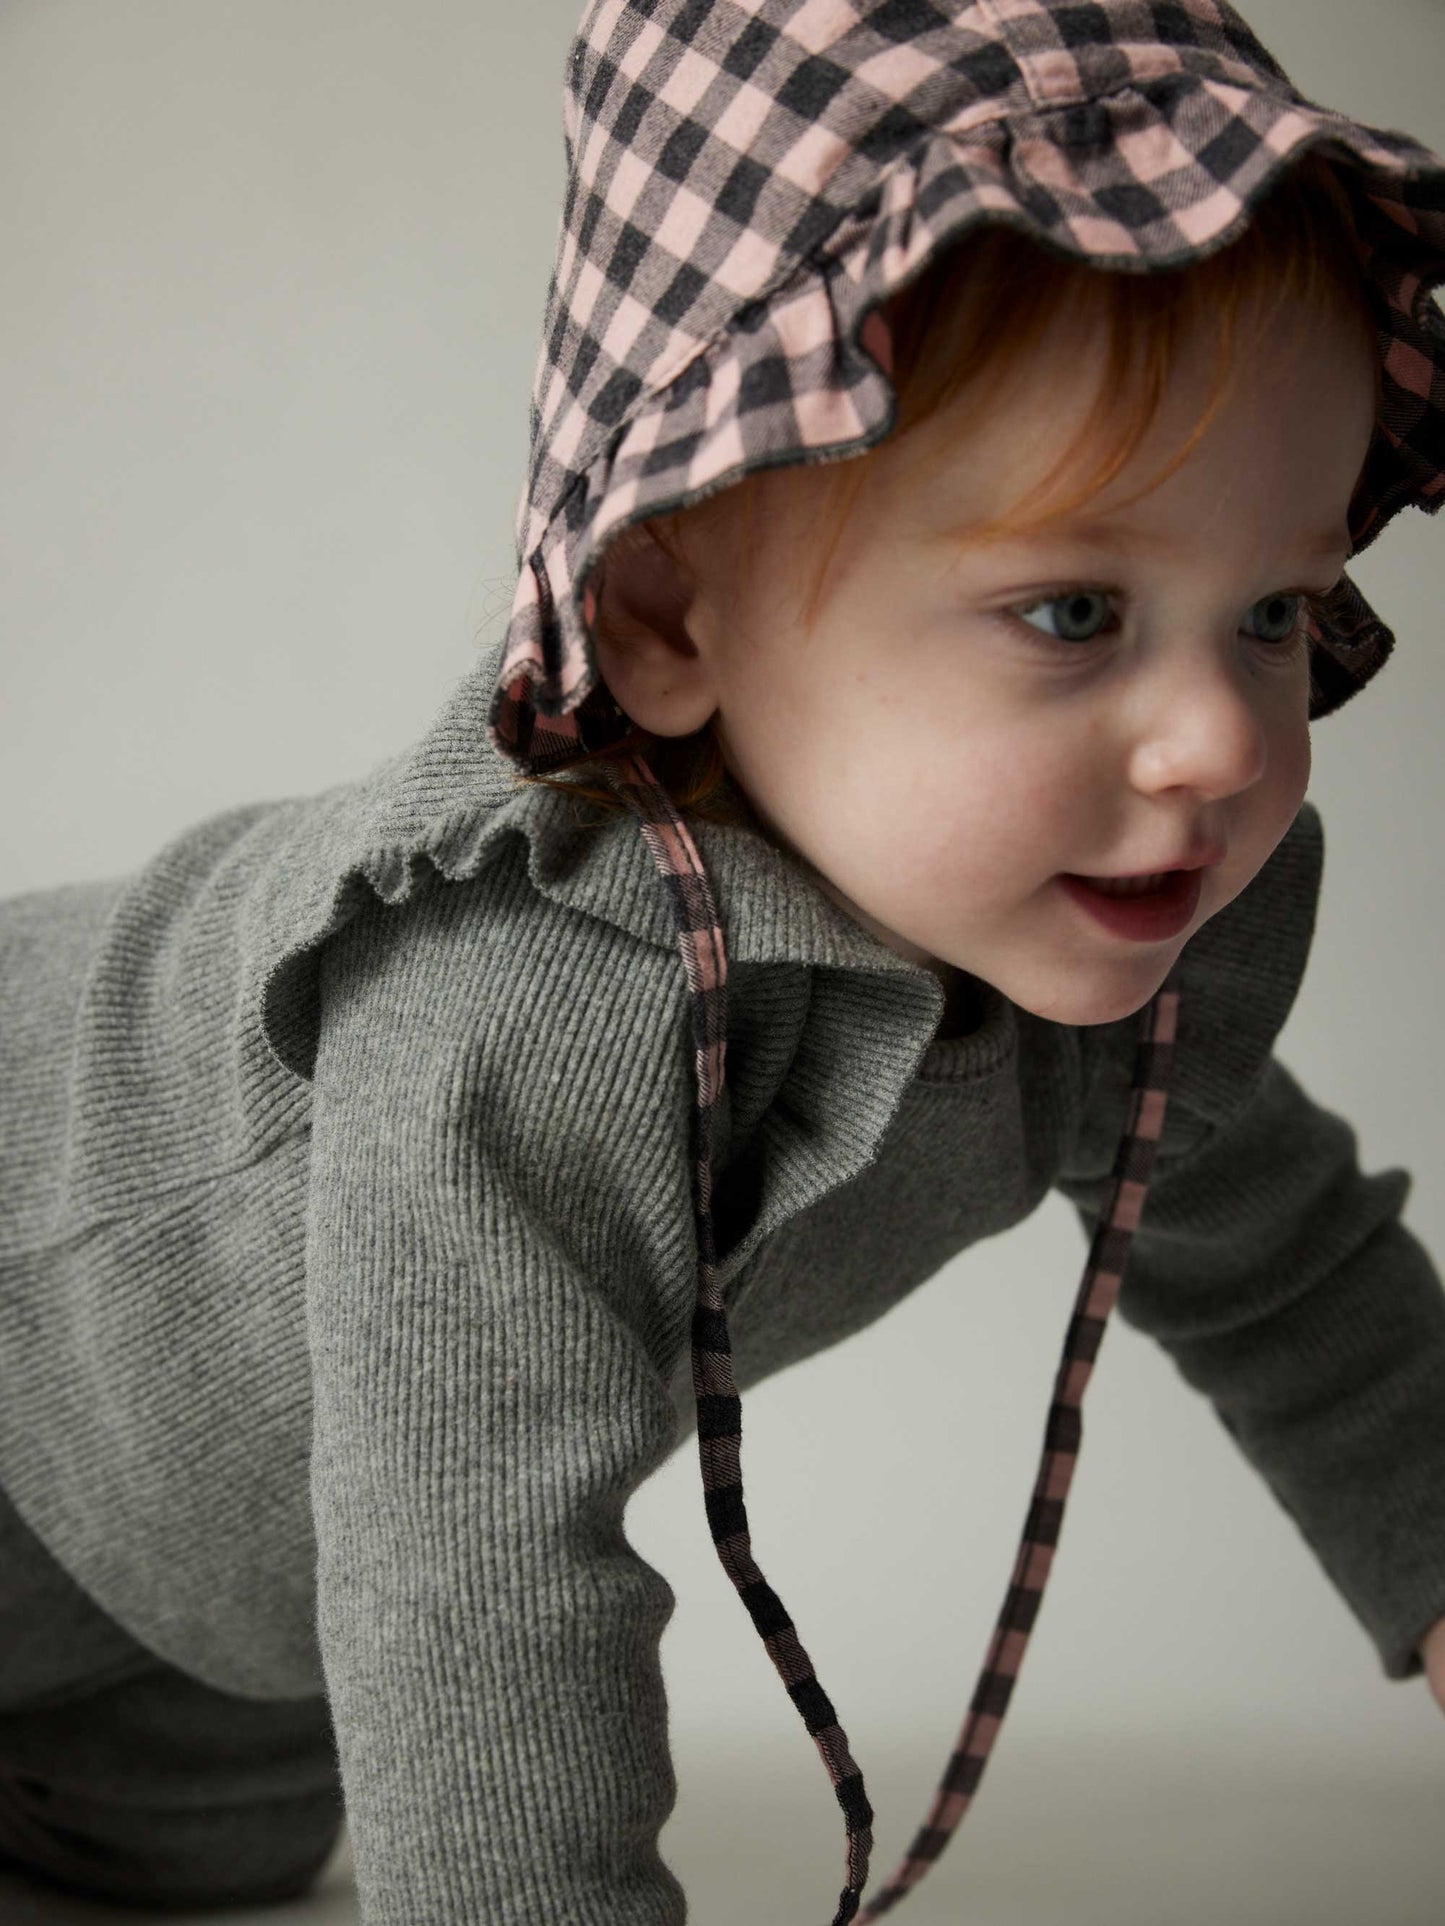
[
  {"left": 1012, "top": 590, "right": 1115, "bottom": 643},
  {"left": 1006, "top": 588, "right": 1310, "bottom": 652}
]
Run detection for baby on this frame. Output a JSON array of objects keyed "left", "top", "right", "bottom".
[{"left": 2, "top": 3, "right": 1444, "bottom": 1922}]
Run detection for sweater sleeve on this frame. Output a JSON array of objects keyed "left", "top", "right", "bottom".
[
  {"left": 302, "top": 850, "right": 697, "bottom": 1924},
  {"left": 1056, "top": 1049, "right": 1445, "bottom": 1683}
]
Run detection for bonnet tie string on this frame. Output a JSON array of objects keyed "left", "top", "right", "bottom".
[{"left": 599, "top": 750, "right": 1183, "bottom": 1925}]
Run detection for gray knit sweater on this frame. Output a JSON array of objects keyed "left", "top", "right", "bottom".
[{"left": 2, "top": 659, "right": 1445, "bottom": 1921}]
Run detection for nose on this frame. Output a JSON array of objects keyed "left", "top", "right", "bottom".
[{"left": 1127, "top": 651, "right": 1280, "bottom": 800}]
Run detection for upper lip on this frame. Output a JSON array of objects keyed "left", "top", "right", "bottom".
[{"left": 1074, "top": 844, "right": 1226, "bottom": 880}]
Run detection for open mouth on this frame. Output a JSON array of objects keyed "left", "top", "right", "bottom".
[
  {"left": 1075, "top": 869, "right": 1190, "bottom": 899},
  {"left": 1057, "top": 867, "right": 1203, "bottom": 939}
]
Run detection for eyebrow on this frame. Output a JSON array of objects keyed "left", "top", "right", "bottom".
[{"left": 950, "top": 517, "right": 1353, "bottom": 560}]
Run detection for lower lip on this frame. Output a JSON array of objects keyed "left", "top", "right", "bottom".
[{"left": 1058, "top": 869, "right": 1204, "bottom": 941}]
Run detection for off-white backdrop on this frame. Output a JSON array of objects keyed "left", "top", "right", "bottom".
[{"left": 2, "top": 4, "right": 1443, "bottom": 1922}]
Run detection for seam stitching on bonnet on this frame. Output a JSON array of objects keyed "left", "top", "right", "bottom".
[{"left": 971, "top": 0, "right": 1268, "bottom": 113}]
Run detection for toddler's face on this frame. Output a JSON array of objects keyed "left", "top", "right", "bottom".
[{"left": 598, "top": 289, "right": 1378, "bottom": 1029}]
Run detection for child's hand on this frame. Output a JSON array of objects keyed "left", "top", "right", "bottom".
[{"left": 1422, "top": 1618, "right": 1445, "bottom": 1716}]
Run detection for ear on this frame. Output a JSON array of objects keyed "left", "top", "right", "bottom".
[{"left": 590, "top": 526, "right": 721, "bottom": 739}]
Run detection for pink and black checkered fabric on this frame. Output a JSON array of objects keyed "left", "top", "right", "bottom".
[{"left": 485, "top": 4, "right": 1445, "bottom": 1919}]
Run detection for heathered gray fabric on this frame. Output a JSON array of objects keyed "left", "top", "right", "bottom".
[
  {"left": 0, "top": 1473, "right": 345, "bottom": 1911},
  {"left": 2, "top": 655, "right": 1445, "bottom": 1919}
]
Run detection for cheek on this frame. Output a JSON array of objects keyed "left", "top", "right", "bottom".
[
  {"left": 1281, "top": 715, "right": 1312, "bottom": 798},
  {"left": 883, "top": 738, "right": 1077, "bottom": 896},
  {"left": 712, "top": 672, "right": 814, "bottom": 801},
  {"left": 1263, "top": 724, "right": 1313, "bottom": 847}
]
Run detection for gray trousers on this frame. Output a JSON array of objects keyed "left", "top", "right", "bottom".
[{"left": 0, "top": 1479, "right": 345, "bottom": 1912}]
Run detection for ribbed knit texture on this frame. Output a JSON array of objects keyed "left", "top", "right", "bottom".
[{"left": 3, "top": 722, "right": 1444, "bottom": 1920}]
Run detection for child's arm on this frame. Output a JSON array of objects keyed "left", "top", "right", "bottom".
[
  {"left": 303, "top": 852, "right": 696, "bottom": 1924},
  {"left": 1423, "top": 1618, "right": 1445, "bottom": 1713},
  {"left": 1056, "top": 1048, "right": 1445, "bottom": 1685}
]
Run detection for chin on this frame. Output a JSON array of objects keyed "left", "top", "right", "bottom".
[{"left": 1009, "top": 964, "right": 1179, "bottom": 1030}]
